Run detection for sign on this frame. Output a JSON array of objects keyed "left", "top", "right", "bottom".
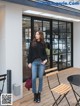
[{"left": 31, "top": 0, "right": 80, "bottom": 6}]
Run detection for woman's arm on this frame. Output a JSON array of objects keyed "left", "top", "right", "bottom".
[
  {"left": 41, "top": 59, "right": 47, "bottom": 65},
  {"left": 42, "top": 43, "right": 48, "bottom": 64},
  {"left": 28, "top": 42, "right": 32, "bottom": 68}
]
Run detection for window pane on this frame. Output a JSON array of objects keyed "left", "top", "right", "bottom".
[
  {"left": 67, "top": 33, "right": 71, "bottom": 38},
  {"left": 59, "top": 54, "right": 66, "bottom": 62},
  {"left": 59, "top": 33, "right": 66, "bottom": 38},
  {"left": 67, "top": 45, "right": 71, "bottom": 52},
  {"left": 22, "top": 16, "right": 31, "bottom": 81},
  {"left": 67, "top": 53, "right": 71, "bottom": 61},
  {"left": 59, "top": 22, "right": 66, "bottom": 33},
  {"left": 53, "top": 55, "right": 58, "bottom": 61},
  {"left": 59, "top": 39, "right": 67, "bottom": 52},
  {"left": 52, "top": 21, "right": 58, "bottom": 35},
  {"left": 43, "top": 21, "right": 50, "bottom": 31},
  {"left": 59, "top": 62, "right": 66, "bottom": 69},
  {"left": 67, "top": 23, "right": 71, "bottom": 32},
  {"left": 23, "top": 17, "right": 31, "bottom": 28},
  {"left": 34, "top": 20, "right": 42, "bottom": 32},
  {"left": 53, "top": 39, "right": 58, "bottom": 49},
  {"left": 67, "top": 39, "right": 71, "bottom": 52},
  {"left": 67, "top": 61, "right": 71, "bottom": 67}
]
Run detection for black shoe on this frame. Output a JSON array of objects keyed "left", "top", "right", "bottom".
[
  {"left": 37, "top": 92, "right": 41, "bottom": 103},
  {"left": 34, "top": 93, "right": 37, "bottom": 102}
]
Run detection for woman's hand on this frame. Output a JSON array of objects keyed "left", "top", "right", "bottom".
[
  {"left": 41, "top": 59, "right": 47, "bottom": 65},
  {"left": 28, "top": 63, "right": 32, "bottom": 68}
]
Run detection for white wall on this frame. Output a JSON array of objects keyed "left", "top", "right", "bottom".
[
  {"left": 0, "top": 6, "right": 6, "bottom": 75},
  {"left": 0, "top": 6, "right": 6, "bottom": 92},
  {"left": 0, "top": 3, "right": 23, "bottom": 101},
  {"left": 5, "top": 4, "right": 23, "bottom": 101},
  {"left": 73, "top": 22, "right": 80, "bottom": 68}
]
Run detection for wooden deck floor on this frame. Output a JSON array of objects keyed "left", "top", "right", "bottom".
[{"left": 13, "top": 68, "right": 80, "bottom": 106}]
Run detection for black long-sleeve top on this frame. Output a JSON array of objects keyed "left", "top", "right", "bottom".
[{"left": 28, "top": 41, "right": 47, "bottom": 64}]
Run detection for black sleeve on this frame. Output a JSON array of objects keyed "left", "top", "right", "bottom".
[{"left": 28, "top": 42, "right": 32, "bottom": 64}]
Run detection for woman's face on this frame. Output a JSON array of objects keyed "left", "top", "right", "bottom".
[{"left": 35, "top": 32, "right": 40, "bottom": 41}]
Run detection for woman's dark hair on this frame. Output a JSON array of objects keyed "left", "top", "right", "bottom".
[
  {"left": 33, "top": 31, "right": 44, "bottom": 42},
  {"left": 31, "top": 31, "right": 45, "bottom": 47}
]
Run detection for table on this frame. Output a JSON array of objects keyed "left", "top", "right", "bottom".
[{"left": 67, "top": 75, "right": 80, "bottom": 106}]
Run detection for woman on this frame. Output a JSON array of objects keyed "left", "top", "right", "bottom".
[{"left": 28, "top": 31, "right": 47, "bottom": 103}]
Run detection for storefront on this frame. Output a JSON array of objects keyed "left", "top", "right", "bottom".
[
  {"left": 22, "top": 15, "right": 73, "bottom": 81},
  {"left": 0, "top": 0, "right": 80, "bottom": 101}
]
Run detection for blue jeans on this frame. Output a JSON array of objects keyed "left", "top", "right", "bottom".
[{"left": 32, "top": 59, "right": 45, "bottom": 93}]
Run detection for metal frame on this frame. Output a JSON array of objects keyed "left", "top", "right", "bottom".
[
  {"left": 46, "top": 73, "right": 71, "bottom": 106},
  {"left": 0, "top": 74, "right": 7, "bottom": 95},
  {"left": 69, "top": 83, "right": 80, "bottom": 106}
]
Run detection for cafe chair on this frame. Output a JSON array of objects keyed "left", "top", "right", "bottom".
[
  {"left": 45, "top": 67, "right": 71, "bottom": 106},
  {"left": 0, "top": 74, "right": 7, "bottom": 96}
]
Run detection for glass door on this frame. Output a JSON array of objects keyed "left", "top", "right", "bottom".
[
  {"left": 22, "top": 15, "right": 73, "bottom": 74},
  {"left": 52, "top": 21, "right": 59, "bottom": 68},
  {"left": 52, "top": 20, "right": 72, "bottom": 70},
  {"left": 22, "top": 16, "right": 31, "bottom": 82},
  {"left": 33, "top": 18, "right": 51, "bottom": 69},
  {"left": 58, "top": 21, "right": 67, "bottom": 69}
]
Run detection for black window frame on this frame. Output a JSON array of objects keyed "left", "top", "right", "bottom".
[{"left": 22, "top": 15, "right": 73, "bottom": 71}]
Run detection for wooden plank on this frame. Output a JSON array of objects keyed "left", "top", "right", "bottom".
[
  {"left": 45, "top": 67, "right": 57, "bottom": 73},
  {"left": 13, "top": 68, "right": 80, "bottom": 106},
  {"left": 51, "top": 83, "right": 71, "bottom": 95},
  {"left": 46, "top": 71, "right": 58, "bottom": 77}
]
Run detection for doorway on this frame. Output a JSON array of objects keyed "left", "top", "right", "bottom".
[
  {"left": 22, "top": 15, "right": 73, "bottom": 81},
  {"left": 52, "top": 21, "right": 73, "bottom": 70}
]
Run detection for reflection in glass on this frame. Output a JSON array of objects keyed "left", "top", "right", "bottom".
[
  {"left": 43, "top": 32, "right": 46, "bottom": 39},
  {"left": 67, "top": 23, "right": 71, "bottom": 32},
  {"left": 53, "top": 55, "right": 58, "bottom": 67},
  {"left": 23, "top": 17, "right": 31, "bottom": 28},
  {"left": 62, "top": 54, "right": 66, "bottom": 62},
  {"left": 43, "top": 21, "right": 50, "bottom": 31},
  {"left": 59, "top": 62, "right": 66, "bottom": 69},
  {"left": 52, "top": 20, "right": 72, "bottom": 70},
  {"left": 67, "top": 39, "right": 71, "bottom": 52},
  {"left": 59, "top": 22, "right": 66, "bottom": 33},
  {"left": 59, "top": 39, "right": 66, "bottom": 51},
  {"left": 67, "top": 61, "right": 71, "bottom": 67},
  {"left": 67, "top": 33, "right": 71, "bottom": 38},
  {"left": 67, "top": 46, "right": 71, "bottom": 52},
  {"left": 59, "top": 33, "right": 66, "bottom": 38},
  {"left": 34, "top": 20, "right": 42, "bottom": 32},
  {"left": 52, "top": 21, "right": 58, "bottom": 35},
  {"left": 59, "top": 54, "right": 66, "bottom": 62},
  {"left": 22, "top": 16, "right": 31, "bottom": 81},
  {"left": 52, "top": 32, "right": 58, "bottom": 39},
  {"left": 53, "top": 39, "right": 58, "bottom": 49},
  {"left": 62, "top": 62, "right": 66, "bottom": 68},
  {"left": 67, "top": 53, "right": 71, "bottom": 61},
  {"left": 53, "top": 49, "right": 58, "bottom": 54},
  {"left": 53, "top": 55, "right": 58, "bottom": 61},
  {"left": 67, "top": 38, "right": 71, "bottom": 43}
]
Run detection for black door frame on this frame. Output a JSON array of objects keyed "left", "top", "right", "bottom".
[{"left": 23, "top": 15, "right": 73, "bottom": 70}]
